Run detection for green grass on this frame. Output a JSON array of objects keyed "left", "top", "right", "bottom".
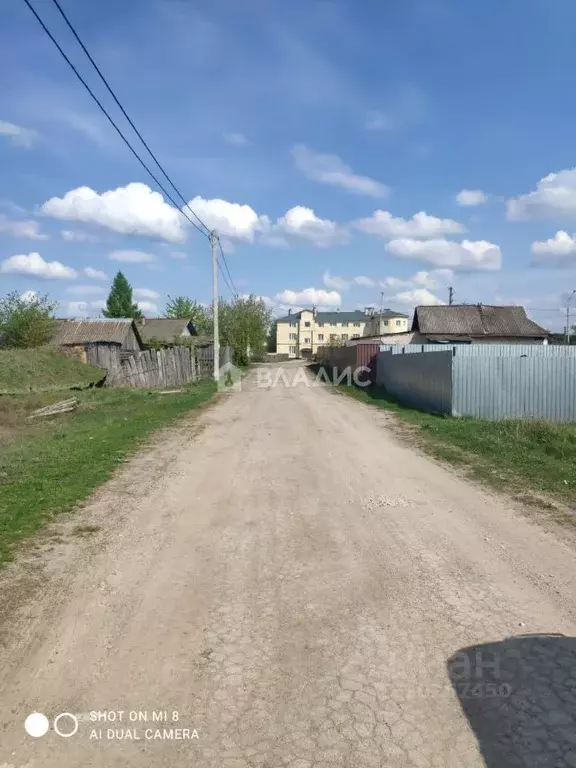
[
  {"left": 311, "top": 365, "right": 576, "bottom": 508},
  {"left": 0, "top": 380, "right": 215, "bottom": 565},
  {"left": 0, "top": 347, "right": 104, "bottom": 394}
]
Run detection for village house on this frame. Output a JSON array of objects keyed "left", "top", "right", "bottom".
[{"left": 411, "top": 304, "right": 549, "bottom": 344}]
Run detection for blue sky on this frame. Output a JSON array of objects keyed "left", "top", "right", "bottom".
[{"left": 2, "top": 0, "right": 576, "bottom": 328}]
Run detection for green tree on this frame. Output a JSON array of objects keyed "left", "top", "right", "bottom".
[
  {"left": 0, "top": 291, "right": 57, "bottom": 348},
  {"left": 216, "top": 295, "right": 273, "bottom": 365},
  {"left": 103, "top": 271, "right": 143, "bottom": 319},
  {"left": 164, "top": 295, "right": 212, "bottom": 334},
  {"left": 267, "top": 321, "right": 277, "bottom": 353}
]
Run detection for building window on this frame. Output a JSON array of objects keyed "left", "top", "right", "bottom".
[
  {"left": 289, "top": 346, "right": 296, "bottom": 354},
  {"left": 289, "top": 333, "right": 296, "bottom": 340},
  {"left": 342, "top": 334, "right": 348, "bottom": 341},
  {"left": 290, "top": 321, "right": 297, "bottom": 327},
  {"left": 330, "top": 334, "right": 338, "bottom": 341},
  {"left": 304, "top": 337, "right": 310, "bottom": 343},
  {"left": 383, "top": 320, "right": 389, "bottom": 326},
  {"left": 317, "top": 321, "right": 324, "bottom": 327},
  {"left": 352, "top": 334, "right": 360, "bottom": 339},
  {"left": 318, "top": 334, "right": 324, "bottom": 341},
  {"left": 342, "top": 321, "right": 349, "bottom": 327},
  {"left": 304, "top": 321, "right": 311, "bottom": 328},
  {"left": 353, "top": 322, "right": 360, "bottom": 327},
  {"left": 396, "top": 320, "right": 403, "bottom": 327}
]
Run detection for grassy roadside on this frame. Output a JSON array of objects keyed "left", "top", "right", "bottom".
[
  {"left": 0, "top": 347, "right": 103, "bottom": 394},
  {"left": 311, "top": 365, "right": 576, "bottom": 512},
  {"left": 0, "top": 381, "right": 215, "bottom": 566}
]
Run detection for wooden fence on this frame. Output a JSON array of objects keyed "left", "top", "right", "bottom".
[{"left": 85, "top": 343, "right": 232, "bottom": 389}]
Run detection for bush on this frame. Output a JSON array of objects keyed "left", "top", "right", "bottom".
[{"left": 0, "top": 292, "right": 57, "bottom": 348}]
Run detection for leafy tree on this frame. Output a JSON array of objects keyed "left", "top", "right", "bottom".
[
  {"left": 216, "top": 294, "right": 273, "bottom": 365},
  {"left": 103, "top": 271, "right": 143, "bottom": 319},
  {"left": 0, "top": 291, "right": 57, "bottom": 348},
  {"left": 164, "top": 295, "right": 211, "bottom": 334},
  {"left": 267, "top": 321, "right": 277, "bottom": 353}
]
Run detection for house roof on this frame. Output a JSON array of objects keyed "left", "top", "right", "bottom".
[
  {"left": 137, "top": 318, "right": 193, "bottom": 343},
  {"left": 51, "top": 318, "right": 143, "bottom": 347},
  {"left": 277, "top": 309, "right": 406, "bottom": 323},
  {"left": 412, "top": 305, "right": 549, "bottom": 338}
]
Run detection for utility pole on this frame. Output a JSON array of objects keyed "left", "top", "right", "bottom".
[
  {"left": 566, "top": 290, "right": 576, "bottom": 345},
  {"left": 380, "top": 291, "right": 384, "bottom": 313},
  {"left": 448, "top": 286, "right": 454, "bottom": 306},
  {"left": 210, "top": 231, "right": 220, "bottom": 380}
]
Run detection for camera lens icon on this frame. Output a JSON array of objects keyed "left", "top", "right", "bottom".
[
  {"left": 24, "top": 712, "right": 79, "bottom": 738},
  {"left": 24, "top": 713, "right": 49, "bottom": 738}
]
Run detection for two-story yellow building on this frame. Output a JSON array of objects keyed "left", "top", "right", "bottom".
[{"left": 276, "top": 307, "right": 409, "bottom": 358}]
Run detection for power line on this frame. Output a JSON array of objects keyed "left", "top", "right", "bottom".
[
  {"left": 217, "top": 238, "right": 238, "bottom": 298},
  {"left": 22, "top": 0, "right": 208, "bottom": 239},
  {"left": 47, "top": 0, "right": 211, "bottom": 238}
]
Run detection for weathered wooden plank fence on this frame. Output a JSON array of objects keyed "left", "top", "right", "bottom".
[{"left": 85, "top": 343, "right": 233, "bottom": 389}]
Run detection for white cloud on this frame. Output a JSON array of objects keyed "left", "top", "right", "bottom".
[
  {"left": 108, "top": 249, "right": 155, "bottom": 263},
  {"left": 66, "top": 299, "right": 106, "bottom": 317},
  {"left": 292, "top": 144, "right": 388, "bottom": 198},
  {"left": 83, "top": 266, "right": 108, "bottom": 280},
  {"left": 61, "top": 229, "right": 97, "bottom": 242},
  {"left": 388, "top": 288, "right": 445, "bottom": 306},
  {"left": 272, "top": 206, "right": 348, "bottom": 248},
  {"left": 168, "top": 251, "right": 187, "bottom": 259},
  {"left": 0, "top": 252, "right": 77, "bottom": 279},
  {"left": 187, "top": 196, "right": 268, "bottom": 242},
  {"left": 137, "top": 301, "right": 159, "bottom": 315},
  {"left": 274, "top": 288, "right": 342, "bottom": 307},
  {"left": 456, "top": 189, "right": 488, "bottom": 207},
  {"left": 134, "top": 288, "right": 161, "bottom": 300},
  {"left": 531, "top": 230, "right": 576, "bottom": 266},
  {"left": 41, "top": 183, "right": 186, "bottom": 243},
  {"left": 507, "top": 168, "right": 576, "bottom": 221},
  {"left": 0, "top": 120, "right": 38, "bottom": 148},
  {"left": 322, "top": 271, "right": 376, "bottom": 290},
  {"left": 354, "top": 210, "right": 464, "bottom": 239},
  {"left": 353, "top": 276, "right": 375, "bottom": 287},
  {"left": 223, "top": 132, "right": 250, "bottom": 146},
  {"left": 380, "top": 269, "right": 453, "bottom": 291},
  {"left": 20, "top": 290, "right": 39, "bottom": 303},
  {"left": 66, "top": 285, "right": 106, "bottom": 296},
  {"left": 323, "top": 271, "right": 350, "bottom": 291},
  {"left": 385, "top": 238, "right": 501, "bottom": 270},
  {"left": 0, "top": 214, "right": 48, "bottom": 240}
]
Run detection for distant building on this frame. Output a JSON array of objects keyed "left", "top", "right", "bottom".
[
  {"left": 412, "top": 305, "right": 549, "bottom": 344},
  {"left": 276, "top": 307, "right": 407, "bottom": 358},
  {"left": 362, "top": 309, "right": 409, "bottom": 337},
  {"left": 136, "top": 318, "right": 197, "bottom": 347},
  {"left": 51, "top": 318, "right": 143, "bottom": 358}
]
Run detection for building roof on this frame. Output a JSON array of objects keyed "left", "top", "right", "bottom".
[
  {"left": 51, "top": 318, "right": 143, "bottom": 347},
  {"left": 136, "top": 318, "right": 194, "bottom": 344},
  {"left": 412, "top": 305, "right": 549, "bottom": 338},
  {"left": 277, "top": 309, "right": 406, "bottom": 323}
]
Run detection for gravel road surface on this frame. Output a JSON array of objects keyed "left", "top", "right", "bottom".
[{"left": 1, "top": 362, "right": 576, "bottom": 768}]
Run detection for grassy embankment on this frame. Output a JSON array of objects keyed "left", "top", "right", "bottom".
[
  {"left": 311, "top": 364, "right": 576, "bottom": 513},
  {"left": 0, "top": 348, "right": 216, "bottom": 565}
]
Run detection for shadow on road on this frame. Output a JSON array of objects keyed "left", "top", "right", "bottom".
[{"left": 447, "top": 634, "right": 576, "bottom": 767}]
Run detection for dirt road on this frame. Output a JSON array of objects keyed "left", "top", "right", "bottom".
[{"left": 1, "top": 362, "right": 576, "bottom": 768}]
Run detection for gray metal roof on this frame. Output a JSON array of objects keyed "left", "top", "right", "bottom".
[
  {"left": 277, "top": 309, "right": 406, "bottom": 323},
  {"left": 137, "top": 318, "right": 194, "bottom": 343},
  {"left": 52, "top": 318, "right": 142, "bottom": 346},
  {"left": 412, "top": 305, "right": 549, "bottom": 338}
]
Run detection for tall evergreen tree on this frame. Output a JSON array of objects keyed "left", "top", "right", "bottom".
[{"left": 103, "top": 271, "right": 143, "bottom": 319}]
